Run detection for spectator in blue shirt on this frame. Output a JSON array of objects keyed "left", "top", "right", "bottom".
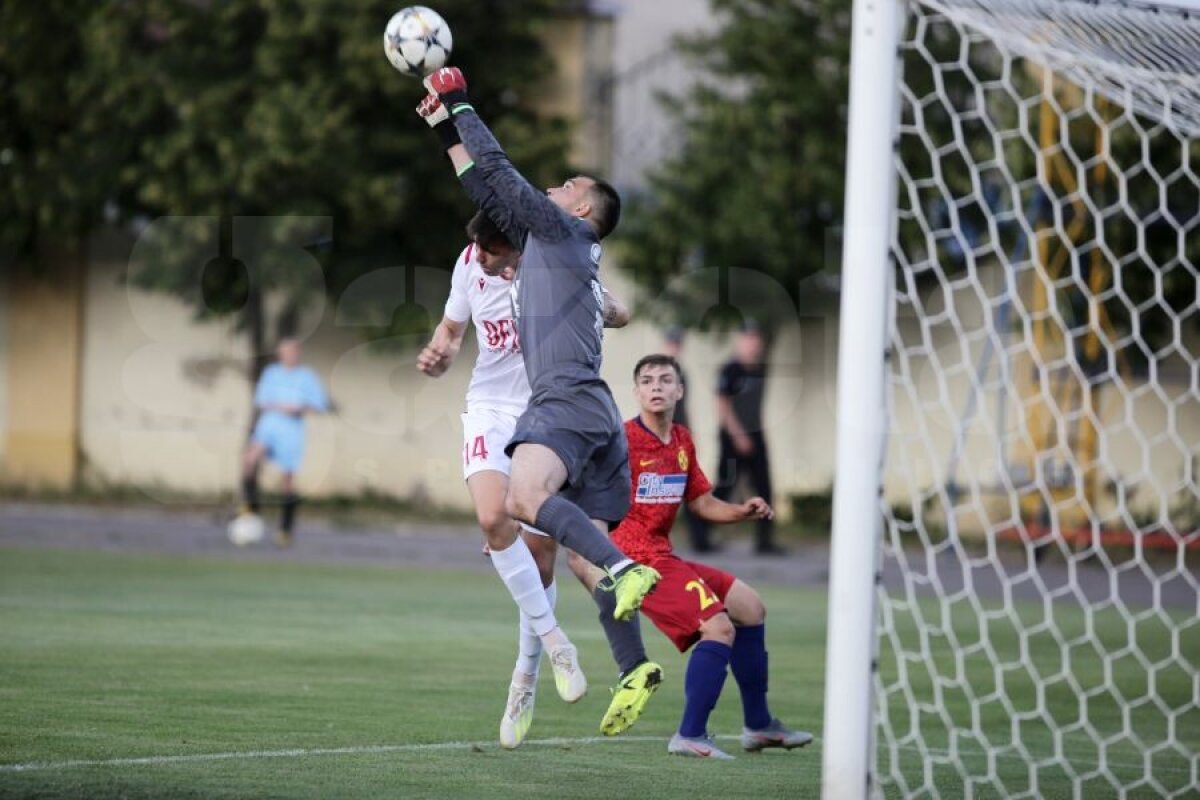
[{"left": 240, "top": 338, "right": 329, "bottom": 546}]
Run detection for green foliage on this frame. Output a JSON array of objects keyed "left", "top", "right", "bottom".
[
  {"left": 1, "top": 0, "right": 571, "bottom": 341},
  {"left": 615, "top": 0, "right": 852, "bottom": 334},
  {"left": 109, "top": 0, "right": 570, "bottom": 338},
  {"left": 0, "top": 1, "right": 121, "bottom": 264}
]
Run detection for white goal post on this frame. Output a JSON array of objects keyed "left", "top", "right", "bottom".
[{"left": 825, "top": 0, "right": 1200, "bottom": 797}]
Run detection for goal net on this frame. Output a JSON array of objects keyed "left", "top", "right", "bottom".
[{"left": 839, "top": 0, "right": 1200, "bottom": 796}]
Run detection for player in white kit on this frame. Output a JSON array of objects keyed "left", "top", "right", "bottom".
[{"left": 417, "top": 211, "right": 630, "bottom": 749}]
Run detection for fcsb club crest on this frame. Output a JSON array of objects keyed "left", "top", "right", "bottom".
[
  {"left": 478, "top": 277, "right": 486, "bottom": 291},
  {"left": 677, "top": 449, "right": 688, "bottom": 470}
]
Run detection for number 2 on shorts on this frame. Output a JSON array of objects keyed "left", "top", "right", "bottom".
[{"left": 685, "top": 579, "right": 717, "bottom": 610}]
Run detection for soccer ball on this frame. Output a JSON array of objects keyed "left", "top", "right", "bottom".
[
  {"left": 383, "top": 6, "right": 453, "bottom": 78},
  {"left": 227, "top": 513, "right": 265, "bottom": 547}
]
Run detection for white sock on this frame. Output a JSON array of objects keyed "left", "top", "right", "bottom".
[
  {"left": 515, "top": 580, "right": 557, "bottom": 678},
  {"left": 491, "top": 537, "right": 557, "bottom": 638}
]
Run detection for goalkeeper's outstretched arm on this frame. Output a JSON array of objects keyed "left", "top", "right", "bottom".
[
  {"left": 422, "top": 67, "right": 576, "bottom": 244},
  {"left": 415, "top": 93, "right": 526, "bottom": 250},
  {"left": 451, "top": 112, "right": 574, "bottom": 244}
]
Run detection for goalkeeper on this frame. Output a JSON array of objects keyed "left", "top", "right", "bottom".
[{"left": 415, "top": 67, "right": 663, "bottom": 733}]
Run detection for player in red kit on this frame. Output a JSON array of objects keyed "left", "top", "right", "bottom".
[{"left": 569, "top": 353, "right": 813, "bottom": 759}]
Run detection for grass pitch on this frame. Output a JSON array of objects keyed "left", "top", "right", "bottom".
[
  {"left": 2, "top": 544, "right": 1193, "bottom": 798},
  {"left": 0, "top": 547, "right": 823, "bottom": 799}
]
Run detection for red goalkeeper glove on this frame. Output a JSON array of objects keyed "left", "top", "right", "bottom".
[
  {"left": 416, "top": 94, "right": 460, "bottom": 149},
  {"left": 423, "top": 67, "right": 471, "bottom": 113}
]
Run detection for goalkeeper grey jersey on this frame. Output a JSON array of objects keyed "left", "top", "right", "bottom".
[
  {"left": 454, "top": 111, "right": 608, "bottom": 400},
  {"left": 508, "top": 222, "right": 605, "bottom": 394}
]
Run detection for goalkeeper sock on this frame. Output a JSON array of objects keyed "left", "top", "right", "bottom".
[
  {"left": 591, "top": 584, "right": 648, "bottom": 676},
  {"left": 533, "top": 495, "right": 630, "bottom": 573}
]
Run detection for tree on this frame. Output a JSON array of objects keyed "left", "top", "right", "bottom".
[
  {"left": 0, "top": 1, "right": 123, "bottom": 270},
  {"left": 99, "top": 0, "right": 572, "bottom": 373},
  {"left": 2, "top": 0, "right": 573, "bottom": 377},
  {"left": 619, "top": 0, "right": 1197, "bottom": 356},
  {"left": 614, "top": 0, "right": 852, "bottom": 334}
]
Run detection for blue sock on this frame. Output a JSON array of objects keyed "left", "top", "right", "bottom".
[
  {"left": 730, "top": 623, "right": 772, "bottom": 730},
  {"left": 678, "top": 640, "right": 731, "bottom": 737}
]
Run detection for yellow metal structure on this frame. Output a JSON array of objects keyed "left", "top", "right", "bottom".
[
  {"left": 2, "top": 262, "right": 86, "bottom": 489},
  {"left": 1022, "top": 83, "right": 1129, "bottom": 537}
]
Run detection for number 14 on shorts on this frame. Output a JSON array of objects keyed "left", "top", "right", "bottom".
[{"left": 464, "top": 435, "right": 490, "bottom": 466}]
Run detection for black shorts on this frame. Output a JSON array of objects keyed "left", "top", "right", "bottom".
[{"left": 506, "top": 391, "right": 631, "bottom": 523}]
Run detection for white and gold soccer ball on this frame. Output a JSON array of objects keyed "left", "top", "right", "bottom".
[
  {"left": 383, "top": 6, "right": 453, "bottom": 78},
  {"left": 227, "top": 513, "right": 265, "bottom": 547}
]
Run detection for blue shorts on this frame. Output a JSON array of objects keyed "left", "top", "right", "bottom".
[{"left": 252, "top": 414, "right": 306, "bottom": 473}]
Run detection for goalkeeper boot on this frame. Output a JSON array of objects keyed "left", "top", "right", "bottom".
[
  {"left": 611, "top": 564, "right": 661, "bottom": 621},
  {"left": 599, "top": 660, "right": 663, "bottom": 736},
  {"left": 547, "top": 642, "right": 587, "bottom": 703},
  {"left": 499, "top": 680, "right": 536, "bottom": 749},
  {"left": 741, "top": 718, "right": 814, "bottom": 752},
  {"left": 667, "top": 733, "right": 734, "bottom": 760}
]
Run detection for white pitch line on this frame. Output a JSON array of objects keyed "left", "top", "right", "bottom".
[
  {"left": 5, "top": 738, "right": 1190, "bottom": 778},
  {"left": 0, "top": 736, "right": 673, "bottom": 773}
]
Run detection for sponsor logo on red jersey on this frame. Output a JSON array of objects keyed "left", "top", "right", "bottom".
[{"left": 636, "top": 472, "right": 687, "bottom": 504}]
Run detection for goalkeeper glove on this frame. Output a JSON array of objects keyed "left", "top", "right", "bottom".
[
  {"left": 416, "top": 94, "right": 460, "bottom": 149},
  {"left": 423, "top": 67, "right": 471, "bottom": 114}
]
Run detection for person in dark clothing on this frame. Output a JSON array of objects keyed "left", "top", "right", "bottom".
[
  {"left": 662, "top": 327, "right": 719, "bottom": 553},
  {"left": 706, "top": 321, "right": 784, "bottom": 556}
]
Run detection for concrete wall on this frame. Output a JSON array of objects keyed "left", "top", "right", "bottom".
[
  {"left": 80, "top": 249, "right": 1198, "bottom": 529},
  {"left": 73, "top": 255, "right": 836, "bottom": 517},
  {"left": 2, "top": 263, "right": 86, "bottom": 488},
  {"left": 78, "top": 259, "right": 253, "bottom": 497},
  {"left": 15, "top": 252, "right": 1193, "bottom": 530},
  {"left": 79, "top": 254, "right": 476, "bottom": 506}
]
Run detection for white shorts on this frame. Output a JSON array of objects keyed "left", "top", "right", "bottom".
[
  {"left": 462, "top": 408, "right": 546, "bottom": 537},
  {"left": 462, "top": 408, "right": 520, "bottom": 480}
]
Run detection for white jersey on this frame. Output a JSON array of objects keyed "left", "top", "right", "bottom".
[{"left": 444, "top": 244, "right": 532, "bottom": 416}]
